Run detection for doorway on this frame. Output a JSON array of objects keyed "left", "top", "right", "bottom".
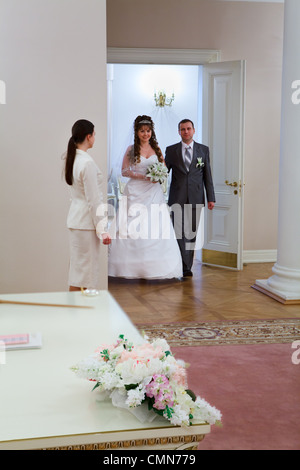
[
  {"left": 106, "top": 48, "right": 245, "bottom": 270},
  {"left": 107, "top": 62, "right": 205, "bottom": 258}
]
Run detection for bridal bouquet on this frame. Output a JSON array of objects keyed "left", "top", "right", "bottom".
[
  {"left": 71, "top": 334, "right": 221, "bottom": 427},
  {"left": 146, "top": 161, "right": 168, "bottom": 184}
]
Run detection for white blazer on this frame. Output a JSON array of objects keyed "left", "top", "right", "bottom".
[{"left": 67, "top": 149, "right": 105, "bottom": 235}]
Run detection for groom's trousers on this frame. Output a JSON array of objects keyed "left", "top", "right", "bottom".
[{"left": 170, "top": 203, "right": 203, "bottom": 272}]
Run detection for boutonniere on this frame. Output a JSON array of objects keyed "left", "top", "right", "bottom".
[{"left": 196, "top": 157, "right": 204, "bottom": 168}]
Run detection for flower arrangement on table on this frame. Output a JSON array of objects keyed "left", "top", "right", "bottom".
[
  {"left": 146, "top": 162, "right": 168, "bottom": 184},
  {"left": 71, "top": 334, "right": 221, "bottom": 427}
]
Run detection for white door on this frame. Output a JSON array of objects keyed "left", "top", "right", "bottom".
[{"left": 202, "top": 60, "right": 246, "bottom": 270}]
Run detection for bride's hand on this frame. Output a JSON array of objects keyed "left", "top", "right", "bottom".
[{"left": 143, "top": 175, "right": 158, "bottom": 183}]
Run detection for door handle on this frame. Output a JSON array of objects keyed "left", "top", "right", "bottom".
[{"left": 225, "top": 180, "right": 238, "bottom": 187}]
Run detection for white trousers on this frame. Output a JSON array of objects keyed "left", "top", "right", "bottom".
[{"left": 68, "top": 229, "right": 101, "bottom": 289}]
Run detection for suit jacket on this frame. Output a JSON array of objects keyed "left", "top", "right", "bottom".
[
  {"left": 165, "top": 141, "right": 215, "bottom": 207},
  {"left": 67, "top": 149, "right": 105, "bottom": 234}
]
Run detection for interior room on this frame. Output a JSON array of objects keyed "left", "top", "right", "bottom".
[{"left": 0, "top": 0, "right": 299, "bottom": 452}]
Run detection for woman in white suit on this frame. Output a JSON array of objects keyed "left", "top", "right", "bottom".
[{"left": 65, "top": 119, "right": 111, "bottom": 291}]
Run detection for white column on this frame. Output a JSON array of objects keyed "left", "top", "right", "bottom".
[{"left": 255, "top": 0, "right": 300, "bottom": 304}]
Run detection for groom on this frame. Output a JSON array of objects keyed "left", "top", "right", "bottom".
[{"left": 165, "top": 119, "right": 215, "bottom": 277}]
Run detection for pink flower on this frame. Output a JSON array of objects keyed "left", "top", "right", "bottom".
[
  {"left": 117, "top": 349, "right": 138, "bottom": 363},
  {"left": 117, "top": 343, "right": 164, "bottom": 365},
  {"left": 145, "top": 375, "right": 174, "bottom": 410},
  {"left": 171, "top": 365, "right": 188, "bottom": 388}
]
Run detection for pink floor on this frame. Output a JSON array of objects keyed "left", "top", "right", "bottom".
[{"left": 172, "top": 343, "right": 300, "bottom": 450}]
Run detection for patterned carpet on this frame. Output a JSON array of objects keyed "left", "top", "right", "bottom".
[{"left": 138, "top": 318, "right": 300, "bottom": 346}]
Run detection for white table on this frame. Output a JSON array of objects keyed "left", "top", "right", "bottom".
[{"left": 0, "top": 291, "right": 210, "bottom": 450}]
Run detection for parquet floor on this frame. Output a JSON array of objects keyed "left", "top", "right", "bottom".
[{"left": 108, "top": 262, "right": 300, "bottom": 325}]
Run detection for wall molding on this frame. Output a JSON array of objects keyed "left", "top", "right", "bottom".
[
  {"left": 243, "top": 250, "right": 277, "bottom": 264},
  {"left": 107, "top": 47, "right": 221, "bottom": 65}
]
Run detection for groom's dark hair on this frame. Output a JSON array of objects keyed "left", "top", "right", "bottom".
[{"left": 178, "top": 119, "right": 195, "bottom": 130}]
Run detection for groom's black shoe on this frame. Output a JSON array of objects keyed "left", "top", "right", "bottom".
[{"left": 183, "top": 270, "right": 193, "bottom": 277}]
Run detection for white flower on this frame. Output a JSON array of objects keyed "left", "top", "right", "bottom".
[
  {"left": 161, "top": 359, "right": 177, "bottom": 377},
  {"left": 116, "top": 357, "right": 163, "bottom": 385},
  {"left": 151, "top": 338, "right": 170, "bottom": 352},
  {"left": 71, "top": 355, "right": 102, "bottom": 381},
  {"left": 167, "top": 404, "right": 190, "bottom": 427},
  {"left": 100, "top": 368, "right": 121, "bottom": 390},
  {"left": 109, "top": 344, "right": 125, "bottom": 362},
  {"left": 146, "top": 162, "right": 168, "bottom": 184},
  {"left": 126, "top": 384, "right": 146, "bottom": 408},
  {"left": 174, "top": 388, "right": 194, "bottom": 414},
  {"left": 193, "top": 397, "right": 222, "bottom": 424},
  {"left": 196, "top": 157, "right": 204, "bottom": 168}
]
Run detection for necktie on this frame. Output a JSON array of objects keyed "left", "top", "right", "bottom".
[{"left": 184, "top": 146, "right": 192, "bottom": 171}]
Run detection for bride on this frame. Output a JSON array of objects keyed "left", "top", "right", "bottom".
[{"left": 108, "top": 115, "right": 182, "bottom": 279}]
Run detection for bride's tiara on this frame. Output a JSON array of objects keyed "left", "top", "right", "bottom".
[{"left": 138, "top": 119, "right": 152, "bottom": 125}]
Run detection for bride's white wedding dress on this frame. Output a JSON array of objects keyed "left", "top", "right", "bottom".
[{"left": 108, "top": 155, "right": 182, "bottom": 279}]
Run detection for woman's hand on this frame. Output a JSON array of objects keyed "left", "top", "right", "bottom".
[{"left": 101, "top": 232, "right": 111, "bottom": 245}]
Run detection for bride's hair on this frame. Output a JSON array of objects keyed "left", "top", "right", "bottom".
[{"left": 130, "top": 115, "right": 163, "bottom": 165}]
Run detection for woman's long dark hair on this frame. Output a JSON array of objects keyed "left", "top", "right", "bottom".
[
  {"left": 130, "top": 115, "right": 163, "bottom": 165},
  {"left": 65, "top": 119, "right": 94, "bottom": 185}
]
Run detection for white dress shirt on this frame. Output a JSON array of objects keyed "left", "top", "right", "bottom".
[{"left": 181, "top": 140, "right": 194, "bottom": 160}]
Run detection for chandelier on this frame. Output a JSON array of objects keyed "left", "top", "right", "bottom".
[{"left": 154, "top": 91, "right": 175, "bottom": 107}]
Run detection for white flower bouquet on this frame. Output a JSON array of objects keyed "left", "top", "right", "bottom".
[
  {"left": 146, "top": 161, "right": 168, "bottom": 184},
  {"left": 71, "top": 334, "right": 222, "bottom": 427}
]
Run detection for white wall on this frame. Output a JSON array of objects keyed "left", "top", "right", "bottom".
[
  {"left": 108, "top": 64, "right": 200, "bottom": 181},
  {"left": 0, "top": 0, "right": 108, "bottom": 294}
]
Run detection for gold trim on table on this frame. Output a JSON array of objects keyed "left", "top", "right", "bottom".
[{"left": 40, "top": 434, "right": 206, "bottom": 450}]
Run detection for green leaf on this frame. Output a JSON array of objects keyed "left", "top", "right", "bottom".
[
  {"left": 186, "top": 389, "right": 196, "bottom": 401},
  {"left": 147, "top": 397, "right": 154, "bottom": 410},
  {"left": 165, "top": 405, "right": 174, "bottom": 419},
  {"left": 100, "top": 349, "right": 110, "bottom": 361},
  {"left": 125, "top": 383, "right": 138, "bottom": 391},
  {"left": 91, "top": 382, "right": 100, "bottom": 392},
  {"left": 153, "top": 408, "right": 164, "bottom": 417}
]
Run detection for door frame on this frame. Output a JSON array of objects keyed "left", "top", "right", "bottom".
[{"left": 107, "top": 48, "right": 221, "bottom": 65}]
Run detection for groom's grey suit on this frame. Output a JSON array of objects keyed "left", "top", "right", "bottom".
[{"left": 165, "top": 141, "right": 215, "bottom": 274}]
